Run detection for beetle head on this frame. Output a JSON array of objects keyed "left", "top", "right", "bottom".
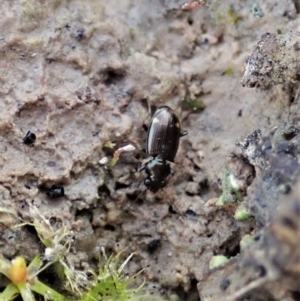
[{"left": 143, "top": 158, "right": 171, "bottom": 192}]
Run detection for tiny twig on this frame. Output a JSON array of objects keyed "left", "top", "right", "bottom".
[{"left": 225, "top": 277, "right": 269, "bottom": 301}]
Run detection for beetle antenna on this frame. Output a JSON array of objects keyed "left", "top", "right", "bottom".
[{"left": 180, "top": 130, "right": 188, "bottom": 137}]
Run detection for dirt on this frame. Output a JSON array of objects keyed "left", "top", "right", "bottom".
[{"left": 1, "top": 0, "right": 300, "bottom": 300}]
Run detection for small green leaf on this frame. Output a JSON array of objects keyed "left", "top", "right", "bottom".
[
  {"left": 27, "top": 255, "right": 43, "bottom": 276},
  {"left": 223, "top": 67, "right": 233, "bottom": 75},
  {"left": 31, "top": 279, "right": 70, "bottom": 301},
  {"left": 235, "top": 210, "right": 251, "bottom": 221},
  {"left": 182, "top": 98, "right": 206, "bottom": 113},
  {"left": 209, "top": 255, "right": 229, "bottom": 269},
  {"left": 0, "top": 283, "right": 19, "bottom": 301},
  {"left": 18, "top": 282, "right": 36, "bottom": 301}
]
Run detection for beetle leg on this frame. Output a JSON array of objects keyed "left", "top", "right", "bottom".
[
  {"left": 139, "top": 163, "right": 146, "bottom": 172},
  {"left": 142, "top": 123, "right": 148, "bottom": 132},
  {"left": 180, "top": 130, "right": 188, "bottom": 137}
]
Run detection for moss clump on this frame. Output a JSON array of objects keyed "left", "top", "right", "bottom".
[
  {"left": 0, "top": 250, "right": 144, "bottom": 301},
  {"left": 0, "top": 204, "right": 146, "bottom": 301},
  {"left": 234, "top": 209, "right": 251, "bottom": 221},
  {"left": 182, "top": 97, "right": 206, "bottom": 114},
  {"left": 217, "top": 169, "right": 243, "bottom": 206}
]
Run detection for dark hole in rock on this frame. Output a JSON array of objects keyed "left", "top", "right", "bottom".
[
  {"left": 220, "top": 277, "right": 231, "bottom": 291},
  {"left": 102, "top": 144, "right": 116, "bottom": 156},
  {"left": 147, "top": 238, "right": 161, "bottom": 253},
  {"left": 185, "top": 209, "right": 197, "bottom": 218},
  {"left": 104, "top": 224, "right": 116, "bottom": 231},
  {"left": 187, "top": 17, "right": 193, "bottom": 25},
  {"left": 74, "top": 28, "right": 85, "bottom": 41},
  {"left": 186, "top": 190, "right": 196, "bottom": 197},
  {"left": 26, "top": 224, "right": 38, "bottom": 236},
  {"left": 45, "top": 57, "right": 55, "bottom": 64},
  {"left": 75, "top": 209, "right": 92, "bottom": 220},
  {"left": 49, "top": 216, "right": 61, "bottom": 226},
  {"left": 283, "top": 126, "right": 298, "bottom": 140},
  {"left": 280, "top": 216, "right": 298, "bottom": 231},
  {"left": 115, "top": 181, "right": 129, "bottom": 190},
  {"left": 100, "top": 67, "right": 126, "bottom": 85},
  {"left": 134, "top": 152, "right": 144, "bottom": 160},
  {"left": 222, "top": 241, "right": 240, "bottom": 258},
  {"left": 126, "top": 192, "right": 138, "bottom": 201},
  {"left": 168, "top": 205, "right": 177, "bottom": 214},
  {"left": 255, "top": 264, "right": 267, "bottom": 277},
  {"left": 229, "top": 243, "right": 240, "bottom": 257},
  {"left": 173, "top": 278, "right": 200, "bottom": 301},
  {"left": 46, "top": 185, "right": 64, "bottom": 199},
  {"left": 39, "top": 264, "right": 61, "bottom": 288},
  {"left": 136, "top": 198, "right": 144, "bottom": 205},
  {"left": 126, "top": 192, "right": 144, "bottom": 205},
  {"left": 200, "top": 178, "right": 209, "bottom": 192},
  {"left": 98, "top": 184, "right": 110, "bottom": 197},
  {"left": 291, "top": 290, "right": 300, "bottom": 300}
]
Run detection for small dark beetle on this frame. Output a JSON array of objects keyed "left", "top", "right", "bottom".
[
  {"left": 46, "top": 185, "right": 65, "bottom": 198},
  {"left": 23, "top": 131, "right": 36, "bottom": 145},
  {"left": 146, "top": 106, "right": 187, "bottom": 161},
  {"left": 140, "top": 106, "right": 187, "bottom": 192}
]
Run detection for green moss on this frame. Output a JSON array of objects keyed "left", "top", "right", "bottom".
[
  {"left": 234, "top": 209, "right": 251, "bottom": 221},
  {"left": 182, "top": 97, "right": 206, "bottom": 113},
  {"left": 82, "top": 251, "right": 143, "bottom": 301},
  {"left": 0, "top": 250, "right": 145, "bottom": 301},
  {"left": 209, "top": 255, "right": 229, "bottom": 270},
  {"left": 227, "top": 8, "right": 241, "bottom": 24},
  {"left": 20, "top": 0, "right": 43, "bottom": 32},
  {"left": 217, "top": 169, "right": 243, "bottom": 206},
  {"left": 129, "top": 28, "right": 136, "bottom": 40},
  {"left": 216, "top": 12, "right": 224, "bottom": 21},
  {"left": 103, "top": 141, "right": 116, "bottom": 149},
  {"left": 223, "top": 67, "right": 234, "bottom": 76},
  {"left": 0, "top": 205, "right": 149, "bottom": 301},
  {"left": 240, "top": 234, "right": 254, "bottom": 250}
]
